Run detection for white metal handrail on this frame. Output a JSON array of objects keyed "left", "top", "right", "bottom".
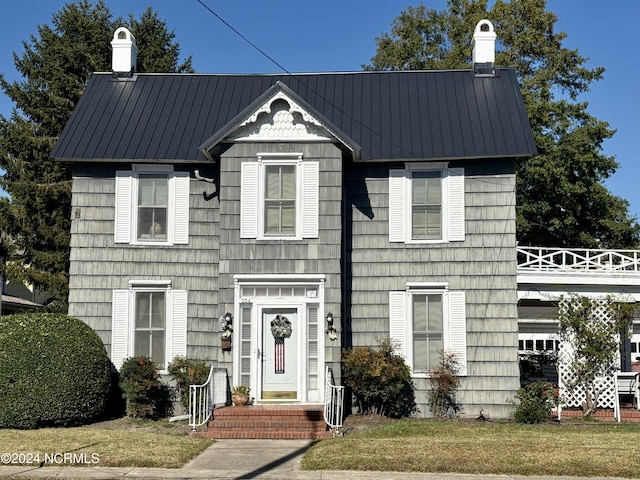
[
  {"left": 517, "top": 247, "right": 640, "bottom": 274},
  {"left": 189, "top": 367, "right": 227, "bottom": 431},
  {"left": 324, "top": 366, "right": 345, "bottom": 436}
]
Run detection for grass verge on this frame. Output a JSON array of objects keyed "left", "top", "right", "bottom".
[
  {"left": 0, "top": 422, "right": 212, "bottom": 468},
  {"left": 301, "top": 419, "right": 640, "bottom": 478}
]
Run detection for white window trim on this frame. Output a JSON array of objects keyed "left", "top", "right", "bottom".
[
  {"left": 115, "top": 165, "right": 189, "bottom": 246},
  {"left": 241, "top": 154, "right": 319, "bottom": 240},
  {"left": 389, "top": 164, "right": 464, "bottom": 244},
  {"left": 111, "top": 280, "right": 187, "bottom": 373},
  {"left": 389, "top": 284, "right": 467, "bottom": 377}
]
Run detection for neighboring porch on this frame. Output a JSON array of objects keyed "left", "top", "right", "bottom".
[{"left": 517, "top": 246, "right": 640, "bottom": 421}]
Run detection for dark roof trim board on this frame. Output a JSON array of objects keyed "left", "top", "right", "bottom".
[
  {"left": 199, "top": 81, "right": 362, "bottom": 161},
  {"left": 51, "top": 69, "right": 537, "bottom": 163}
]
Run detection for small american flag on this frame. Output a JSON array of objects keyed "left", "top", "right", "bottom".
[{"left": 274, "top": 337, "right": 285, "bottom": 374}]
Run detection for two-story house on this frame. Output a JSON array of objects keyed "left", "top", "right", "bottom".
[{"left": 51, "top": 21, "right": 537, "bottom": 419}]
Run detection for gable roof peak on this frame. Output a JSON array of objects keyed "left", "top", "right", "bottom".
[{"left": 199, "top": 80, "right": 361, "bottom": 160}]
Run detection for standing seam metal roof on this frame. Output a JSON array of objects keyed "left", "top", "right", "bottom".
[{"left": 50, "top": 69, "right": 537, "bottom": 162}]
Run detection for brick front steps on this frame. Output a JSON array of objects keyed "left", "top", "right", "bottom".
[{"left": 191, "top": 404, "right": 332, "bottom": 439}]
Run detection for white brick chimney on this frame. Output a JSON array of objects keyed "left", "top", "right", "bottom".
[
  {"left": 472, "top": 19, "right": 496, "bottom": 76},
  {"left": 111, "top": 27, "right": 137, "bottom": 75}
]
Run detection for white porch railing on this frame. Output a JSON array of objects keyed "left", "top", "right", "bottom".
[
  {"left": 517, "top": 246, "right": 640, "bottom": 274},
  {"left": 324, "top": 366, "right": 345, "bottom": 436},
  {"left": 189, "top": 367, "right": 228, "bottom": 432}
]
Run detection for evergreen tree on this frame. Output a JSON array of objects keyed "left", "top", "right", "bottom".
[
  {"left": 128, "top": 7, "right": 194, "bottom": 74},
  {"left": 366, "top": 0, "right": 639, "bottom": 248},
  {"left": 0, "top": 0, "right": 194, "bottom": 311}
]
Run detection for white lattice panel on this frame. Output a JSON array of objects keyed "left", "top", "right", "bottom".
[{"left": 557, "top": 297, "right": 619, "bottom": 409}]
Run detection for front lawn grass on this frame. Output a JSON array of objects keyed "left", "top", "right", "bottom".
[
  {"left": 0, "top": 424, "right": 212, "bottom": 468},
  {"left": 301, "top": 419, "right": 640, "bottom": 478}
]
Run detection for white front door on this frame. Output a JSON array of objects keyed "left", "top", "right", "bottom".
[{"left": 261, "top": 308, "right": 298, "bottom": 400}]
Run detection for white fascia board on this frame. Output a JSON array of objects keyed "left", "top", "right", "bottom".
[{"left": 517, "top": 272, "right": 640, "bottom": 287}]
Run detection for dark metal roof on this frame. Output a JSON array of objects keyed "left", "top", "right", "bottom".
[{"left": 51, "top": 69, "right": 537, "bottom": 163}]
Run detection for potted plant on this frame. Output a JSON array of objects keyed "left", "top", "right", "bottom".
[{"left": 231, "top": 385, "right": 250, "bottom": 406}]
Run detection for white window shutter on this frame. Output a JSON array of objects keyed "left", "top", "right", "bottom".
[
  {"left": 111, "top": 289, "right": 130, "bottom": 370},
  {"left": 302, "top": 161, "right": 319, "bottom": 238},
  {"left": 447, "top": 291, "right": 467, "bottom": 376},
  {"left": 389, "top": 291, "right": 408, "bottom": 362},
  {"left": 114, "top": 171, "right": 132, "bottom": 243},
  {"left": 173, "top": 172, "right": 190, "bottom": 244},
  {"left": 389, "top": 169, "right": 406, "bottom": 242},
  {"left": 447, "top": 168, "right": 465, "bottom": 241},
  {"left": 240, "top": 162, "right": 259, "bottom": 238},
  {"left": 168, "top": 289, "right": 188, "bottom": 364}
]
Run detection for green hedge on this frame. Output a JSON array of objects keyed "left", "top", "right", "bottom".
[{"left": 0, "top": 313, "right": 111, "bottom": 429}]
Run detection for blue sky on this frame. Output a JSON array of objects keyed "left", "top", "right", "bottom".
[{"left": 0, "top": 0, "right": 638, "bottom": 220}]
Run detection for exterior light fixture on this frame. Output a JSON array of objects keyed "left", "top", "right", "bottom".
[
  {"left": 220, "top": 312, "right": 234, "bottom": 351},
  {"left": 325, "top": 312, "right": 337, "bottom": 341}
]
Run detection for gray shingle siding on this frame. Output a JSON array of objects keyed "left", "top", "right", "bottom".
[
  {"left": 68, "top": 162, "right": 221, "bottom": 365},
  {"left": 215, "top": 142, "right": 344, "bottom": 375},
  {"left": 346, "top": 160, "right": 520, "bottom": 417}
]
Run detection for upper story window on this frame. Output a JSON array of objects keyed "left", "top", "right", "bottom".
[
  {"left": 115, "top": 165, "right": 190, "bottom": 245},
  {"left": 264, "top": 164, "right": 296, "bottom": 236},
  {"left": 411, "top": 171, "right": 442, "bottom": 240},
  {"left": 137, "top": 173, "right": 169, "bottom": 242},
  {"left": 241, "top": 154, "right": 319, "bottom": 240},
  {"left": 389, "top": 165, "right": 464, "bottom": 244}
]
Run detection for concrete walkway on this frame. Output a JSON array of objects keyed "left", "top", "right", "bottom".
[{"left": 0, "top": 439, "right": 633, "bottom": 479}]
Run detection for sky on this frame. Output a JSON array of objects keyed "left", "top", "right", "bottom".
[{"left": 0, "top": 0, "right": 638, "bottom": 221}]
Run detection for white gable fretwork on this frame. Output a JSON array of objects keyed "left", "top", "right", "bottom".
[{"left": 228, "top": 93, "right": 334, "bottom": 142}]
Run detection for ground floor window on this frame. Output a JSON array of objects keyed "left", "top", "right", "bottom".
[
  {"left": 111, "top": 280, "right": 187, "bottom": 372},
  {"left": 390, "top": 284, "right": 467, "bottom": 376}
]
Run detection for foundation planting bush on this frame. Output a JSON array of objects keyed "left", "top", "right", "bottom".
[
  {"left": 0, "top": 312, "right": 111, "bottom": 429},
  {"left": 342, "top": 338, "right": 417, "bottom": 418},
  {"left": 168, "top": 356, "right": 211, "bottom": 411},
  {"left": 119, "top": 356, "right": 173, "bottom": 419}
]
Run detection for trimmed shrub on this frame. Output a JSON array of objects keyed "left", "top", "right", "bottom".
[
  {"left": 513, "top": 381, "right": 561, "bottom": 424},
  {"left": 0, "top": 312, "right": 111, "bottom": 429},
  {"left": 168, "top": 356, "right": 210, "bottom": 411},
  {"left": 342, "top": 338, "right": 417, "bottom": 418},
  {"left": 119, "top": 356, "right": 173, "bottom": 419}
]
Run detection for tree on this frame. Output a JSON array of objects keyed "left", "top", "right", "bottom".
[
  {"left": 128, "top": 7, "right": 193, "bottom": 74},
  {"left": 558, "top": 295, "right": 634, "bottom": 417},
  {"left": 0, "top": 0, "right": 193, "bottom": 311},
  {"left": 366, "top": 0, "right": 640, "bottom": 249}
]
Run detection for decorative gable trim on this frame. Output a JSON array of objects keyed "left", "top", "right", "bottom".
[
  {"left": 199, "top": 80, "right": 361, "bottom": 160},
  {"left": 229, "top": 91, "right": 333, "bottom": 142}
]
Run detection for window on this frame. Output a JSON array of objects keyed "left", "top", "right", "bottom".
[
  {"left": 264, "top": 165, "right": 296, "bottom": 235},
  {"left": 411, "top": 171, "right": 442, "bottom": 240},
  {"left": 389, "top": 286, "right": 467, "bottom": 376},
  {"left": 137, "top": 174, "right": 168, "bottom": 242},
  {"left": 134, "top": 291, "right": 166, "bottom": 365},
  {"left": 412, "top": 293, "right": 444, "bottom": 371},
  {"left": 241, "top": 155, "right": 319, "bottom": 239},
  {"left": 115, "top": 165, "right": 190, "bottom": 245},
  {"left": 112, "top": 281, "right": 187, "bottom": 372},
  {"left": 389, "top": 166, "right": 464, "bottom": 243}
]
